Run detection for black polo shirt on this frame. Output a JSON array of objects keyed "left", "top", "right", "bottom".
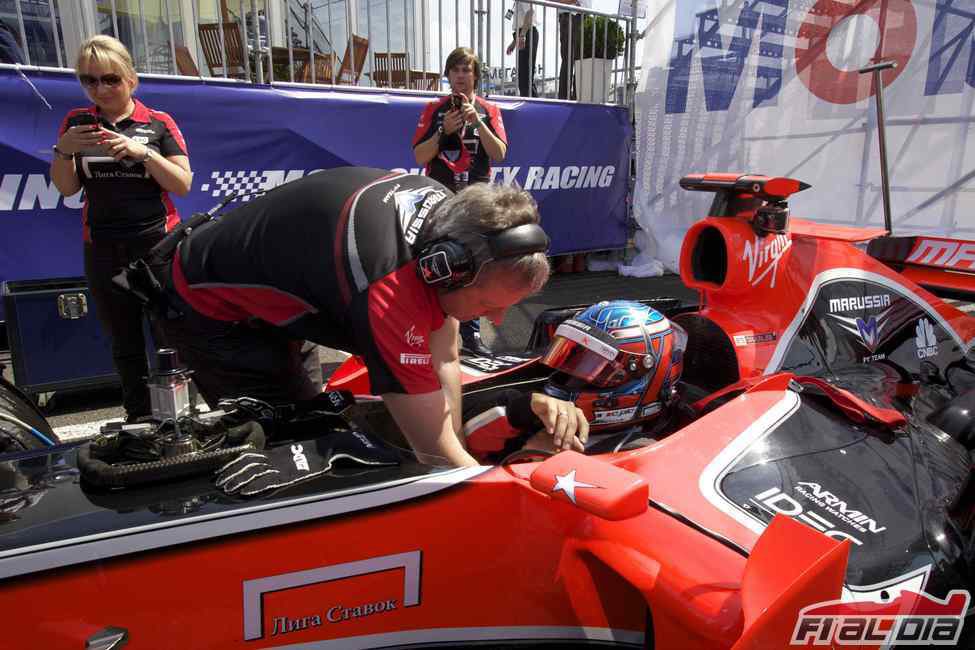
[
  {"left": 172, "top": 167, "right": 453, "bottom": 395},
  {"left": 412, "top": 95, "right": 507, "bottom": 191},
  {"left": 59, "top": 99, "right": 187, "bottom": 242}
]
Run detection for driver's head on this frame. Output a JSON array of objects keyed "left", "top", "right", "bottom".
[
  {"left": 541, "top": 301, "right": 686, "bottom": 431},
  {"left": 425, "top": 184, "right": 550, "bottom": 325}
]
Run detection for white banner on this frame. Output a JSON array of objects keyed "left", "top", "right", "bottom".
[{"left": 633, "top": 0, "right": 975, "bottom": 271}]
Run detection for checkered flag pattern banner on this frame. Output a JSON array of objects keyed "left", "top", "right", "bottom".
[{"left": 200, "top": 171, "right": 269, "bottom": 202}]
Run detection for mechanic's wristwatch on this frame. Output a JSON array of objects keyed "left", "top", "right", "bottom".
[
  {"left": 52, "top": 145, "right": 74, "bottom": 161},
  {"left": 139, "top": 148, "right": 154, "bottom": 164},
  {"left": 437, "top": 125, "right": 448, "bottom": 146}
]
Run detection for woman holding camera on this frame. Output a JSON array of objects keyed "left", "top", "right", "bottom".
[
  {"left": 412, "top": 47, "right": 509, "bottom": 355},
  {"left": 51, "top": 35, "right": 192, "bottom": 421}
]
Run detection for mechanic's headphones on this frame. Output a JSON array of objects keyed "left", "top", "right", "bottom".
[{"left": 416, "top": 223, "right": 550, "bottom": 290}]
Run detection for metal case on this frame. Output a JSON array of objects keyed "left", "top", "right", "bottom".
[{"left": 2, "top": 277, "right": 119, "bottom": 398}]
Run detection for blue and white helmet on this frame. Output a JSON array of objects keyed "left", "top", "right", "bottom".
[{"left": 541, "top": 300, "right": 686, "bottom": 429}]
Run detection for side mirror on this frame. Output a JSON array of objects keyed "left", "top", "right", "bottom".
[{"left": 530, "top": 451, "right": 648, "bottom": 520}]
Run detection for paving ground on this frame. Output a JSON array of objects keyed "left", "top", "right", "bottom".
[{"left": 0, "top": 270, "right": 697, "bottom": 441}]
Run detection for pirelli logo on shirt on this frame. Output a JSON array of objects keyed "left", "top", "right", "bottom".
[{"left": 400, "top": 353, "right": 432, "bottom": 366}]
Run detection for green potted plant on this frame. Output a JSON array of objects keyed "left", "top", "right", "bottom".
[
  {"left": 575, "top": 16, "right": 626, "bottom": 102},
  {"left": 579, "top": 15, "right": 627, "bottom": 60}
]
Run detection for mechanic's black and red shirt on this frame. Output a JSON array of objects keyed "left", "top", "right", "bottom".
[
  {"left": 172, "top": 167, "right": 453, "bottom": 395},
  {"left": 412, "top": 95, "right": 507, "bottom": 191},
  {"left": 58, "top": 99, "right": 188, "bottom": 242}
]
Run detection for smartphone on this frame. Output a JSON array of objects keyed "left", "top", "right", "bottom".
[
  {"left": 74, "top": 113, "right": 99, "bottom": 128},
  {"left": 451, "top": 94, "right": 464, "bottom": 111}
]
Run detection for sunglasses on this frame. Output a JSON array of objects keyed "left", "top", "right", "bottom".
[{"left": 78, "top": 73, "right": 124, "bottom": 88}]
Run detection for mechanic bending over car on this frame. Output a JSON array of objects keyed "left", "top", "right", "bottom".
[
  {"left": 463, "top": 301, "right": 688, "bottom": 463},
  {"left": 50, "top": 35, "right": 193, "bottom": 422},
  {"left": 130, "top": 167, "right": 588, "bottom": 467}
]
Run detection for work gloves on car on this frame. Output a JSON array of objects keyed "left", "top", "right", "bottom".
[{"left": 214, "top": 428, "right": 401, "bottom": 497}]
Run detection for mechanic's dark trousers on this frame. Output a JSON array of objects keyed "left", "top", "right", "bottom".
[
  {"left": 558, "top": 13, "right": 582, "bottom": 100},
  {"left": 157, "top": 288, "right": 323, "bottom": 408},
  {"left": 84, "top": 233, "right": 164, "bottom": 419},
  {"left": 517, "top": 27, "right": 539, "bottom": 98}
]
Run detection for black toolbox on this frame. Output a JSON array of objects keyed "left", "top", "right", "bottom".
[{"left": 2, "top": 277, "right": 119, "bottom": 398}]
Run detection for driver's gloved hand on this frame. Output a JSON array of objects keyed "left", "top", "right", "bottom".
[{"left": 214, "top": 430, "right": 400, "bottom": 497}]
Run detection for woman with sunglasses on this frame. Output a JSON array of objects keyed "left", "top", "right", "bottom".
[{"left": 51, "top": 35, "right": 192, "bottom": 422}]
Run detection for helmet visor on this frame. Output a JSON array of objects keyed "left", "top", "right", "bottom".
[{"left": 541, "top": 320, "right": 653, "bottom": 388}]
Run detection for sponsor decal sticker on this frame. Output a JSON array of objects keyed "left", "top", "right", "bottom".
[
  {"left": 742, "top": 233, "right": 791, "bottom": 288},
  {"left": 733, "top": 332, "right": 778, "bottom": 346},
  {"left": 915, "top": 317, "right": 938, "bottom": 359},
  {"left": 461, "top": 355, "right": 532, "bottom": 373},
  {"left": 404, "top": 324, "right": 425, "bottom": 349},
  {"left": 199, "top": 169, "right": 320, "bottom": 201},
  {"left": 400, "top": 353, "right": 431, "bottom": 366},
  {"left": 907, "top": 238, "right": 975, "bottom": 271},
  {"left": 394, "top": 186, "right": 447, "bottom": 244},
  {"left": 749, "top": 482, "right": 888, "bottom": 547},
  {"left": 290, "top": 444, "right": 309, "bottom": 471},
  {"left": 243, "top": 551, "right": 421, "bottom": 641},
  {"left": 791, "top": 590, "right": 970, "bottom": 646},
  {"left": 828, "top": 294, "right": 892, "bottom": 313},
  {"left": 552, "top": 469, "right": 601, "bottom": 504},
  {"left": 828, "top": 305, "right": 894, "bottom": 354}
]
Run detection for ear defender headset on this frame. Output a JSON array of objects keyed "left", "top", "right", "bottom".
[{"left": 416, "top": 223, "right": 550, "bottom": 290}]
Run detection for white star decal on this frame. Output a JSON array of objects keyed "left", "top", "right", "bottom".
[{"left": 552, "top": 469, "right": 600, "bottom": 504}]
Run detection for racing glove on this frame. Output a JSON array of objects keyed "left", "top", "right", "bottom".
[{"left": 214, "top": 429, "right": 400, "bottom": 497}]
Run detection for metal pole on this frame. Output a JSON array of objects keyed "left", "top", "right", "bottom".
[
  {"left": 110, "top": 0, "right": 120, "bottom": 40},
  {"left": 50, "top": 0, "right": 64, "bottom": 68},
  {"left": 252, "top": 0, "right": 264, "bottom": 83},
  {"left": 217, "top": 11, "right": 229, "bottom": 78},
  {"left": 239, "top": 0, "right": 252, "bottom": 80},
  {"left": 626, "top": 0, "right": 636, "bottom": 112},
  {"left": 13, "top": 0, "right": 29, "bottom": 65},
  {"left": 404, "top": 0, "right": 410, "bottom": 86},
  {"left": 326, "top": 0, "right": 336, "bottom": 81},
  {"left": 858, "top": 60, "right": 897, "bottom": 234},
  {"left": 305, "top": 0, "right": 314, "bottom": 83},
  {"left": 347, "top": 0, "right": 356, "bottom": 84},
  {"left": 527, "top": 7, "right": 534, "bottom": 96},
  {"left": 588, "top": 11, "right": 595, "bottom": 102},
  {"left": 266, "top": 0, "right": 275, "bottom": 82},
  {"left": 438, "top": 0, "right": 442, "bottom": 79},
  {"left": 421, "top": 0, "right": 427, "bottom": 78},
  {"left": 478, "top": 0, "right": 484, "bottom": 59},
  {"left": 454, "top": 0, "right": 459, "bottom": 55},
  {"left": 566, "top": 8, "right": 572, "bottom": 101},
  {"left": 367, "top": 0, "right": 373, "bottom": 84},
  {"left": 189, "top": 0, "right": 203, "bottom": 76},
  {"left": 286, "top": 0, "right": 295, "bottom": 81},
  {"left": 385, "top": 0, "right": 391, "bottom": 86},
  {"left": 541, "top": 4, "right": 547, "bottom": 97},
  {"left": 163, "top": 0, "right": 176, "bottom": 74},
  {"left": 139, "top": 0, "right": 150, "bottom": 72},
  {"left": 485, "top": 0, "right": 490, "bottom": 75},
  {"left": 601, "top": 15, "right": 608, "bottom": 101}
]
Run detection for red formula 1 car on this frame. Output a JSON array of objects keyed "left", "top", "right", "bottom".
[{"left": 0, "top": 173, "right": 973, "bottom": 650}]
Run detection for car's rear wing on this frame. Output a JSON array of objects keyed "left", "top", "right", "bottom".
[{"left": 868, "top": 235, "right": 975, "bottom": 299}]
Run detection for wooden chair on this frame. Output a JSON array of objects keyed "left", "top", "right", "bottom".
[
  {"left": 336, "top": 34, "right": 369, "bottom": 85},
  {"left": 198, "top": 22, "right": 248, "bottom": 79},
  {"left": 174, "top": 45, "right": 200, "bottom": 76},
  {"left": 373, "top": 51, "right": 408, "bottom": 88},
  {"left": 295, "top": 53, "right": 335, "bottom": 84}
]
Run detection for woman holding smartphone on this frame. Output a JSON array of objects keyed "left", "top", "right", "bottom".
[{"left": 51, "top": 35, "right": 192, "bottom": 421}]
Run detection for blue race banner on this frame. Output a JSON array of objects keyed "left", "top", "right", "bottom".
[{"left": 0, "top": 68, "right": 631, "bottom": 320}]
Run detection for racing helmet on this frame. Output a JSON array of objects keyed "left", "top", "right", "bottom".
[{"left": 540, "top": 301, "right": 687, "bottom": 430}]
